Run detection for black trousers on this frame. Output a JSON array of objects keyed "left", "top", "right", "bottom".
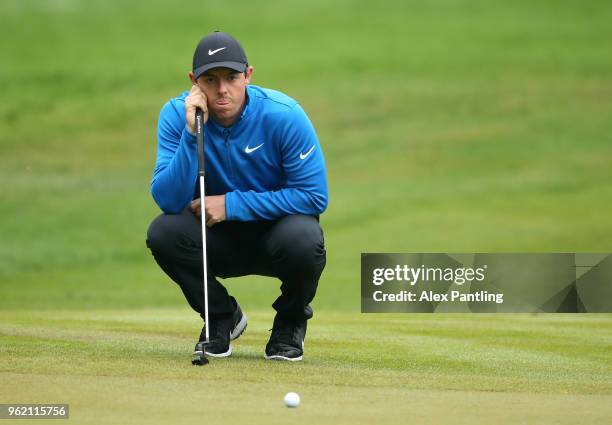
[{"left": 146, "top": 209, "right": 326, "bottom": 321}]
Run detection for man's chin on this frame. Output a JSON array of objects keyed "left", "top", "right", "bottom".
[
  {"left": 211, "top": 109, "right": 237, "bottom": 124},
  {"left": 218, "top": 109, "right": 232, "bottom": 116}
]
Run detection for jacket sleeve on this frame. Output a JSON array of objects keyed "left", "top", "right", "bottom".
[
  {"left": 150, "top": 101, "right": 198, "bottom": 214},
  {"left": 225, "top": 104, "right": 328, "bottom": 221}
]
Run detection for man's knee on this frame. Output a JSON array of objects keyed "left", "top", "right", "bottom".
[
  {"left": 266, "top": 215, "right": 326, "bottom": 269},
  {"left": 146, "top": 214, "right": 171, "bottom": 254},
  {"left": 146, "top": 210, "right": 195, "bottom": 255}
]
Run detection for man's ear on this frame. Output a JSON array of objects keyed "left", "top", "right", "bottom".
[
  {"left": 244, "top": 66, "right": 254, "bottom": 84},
  {"left": 188, "top": 71, "right": 197, "bottom": 85}
]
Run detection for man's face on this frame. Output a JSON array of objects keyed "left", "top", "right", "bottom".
[{"left": 193, "top": 67, "right": 253, "bottom": 126}]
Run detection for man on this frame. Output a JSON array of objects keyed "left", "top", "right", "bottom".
[{"left": 146, "top": 31, "right": 328, "bottom": 362}]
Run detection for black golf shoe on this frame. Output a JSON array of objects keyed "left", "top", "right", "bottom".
[
  {"left": 194, "top": 302, "right": 248, "bottom": 358},
  {"left": 264, "top": 315, "right": 307, "bottom": 362}
]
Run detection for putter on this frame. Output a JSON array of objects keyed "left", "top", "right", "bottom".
[{"left": 192, "top": 107, "right": 210, "bottom": 366}]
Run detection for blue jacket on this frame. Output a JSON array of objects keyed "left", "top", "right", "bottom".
[{"left": 151, "top": 85, "right": 328, "bottom": 220}]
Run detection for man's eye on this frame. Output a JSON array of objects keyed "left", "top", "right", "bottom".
[{"left": 205, "top": 78, "right": 214, "bottom": 84}]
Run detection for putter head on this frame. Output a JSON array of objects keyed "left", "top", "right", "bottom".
[
  {"left": 192, "top": 341, "right": 210, "bottom": 366},
  {"left": 192, "top": 354, "right": 209, "bottom": 366}
]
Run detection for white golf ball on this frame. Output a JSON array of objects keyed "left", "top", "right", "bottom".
[{"left": 283, "top": 392, "right": 300, "bottom": 408}]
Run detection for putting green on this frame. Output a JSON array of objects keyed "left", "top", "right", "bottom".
[{"left": 1, "top": 309, "right": 610, "bottom": 424}]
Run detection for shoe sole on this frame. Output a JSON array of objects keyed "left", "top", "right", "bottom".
[
  {"left": 193, "top": 313, "right": 248, "bottom": 359},
  {"left": 193, "top": 340, "right": 232, "bottom": 358},
  {"left": 203, "top": 346, "right": 232, "bottom": 358},
  {"left": 230, "top": 313, "right": 248, "bottom": 341},
  {"left": 263, "top": 354, "right": 303, "bottom": 362},
  {"left": 264, "top": 338, "right": 304, "bottom": 362}
]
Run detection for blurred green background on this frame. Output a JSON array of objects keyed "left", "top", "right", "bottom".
[
  {"left": 2, "top": 2, "right": 611, "bottom": 424},
  {"left": 1, "top": 0, "right": 611, "bottom": 312}
]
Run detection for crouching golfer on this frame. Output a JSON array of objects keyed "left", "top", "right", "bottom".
[{"left": 146, "top": 31, "right": 328, "bottom": 361}]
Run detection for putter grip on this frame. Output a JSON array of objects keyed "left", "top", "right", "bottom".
[{"left": 195, "top": 108, "right": 205, "bottom": 177}]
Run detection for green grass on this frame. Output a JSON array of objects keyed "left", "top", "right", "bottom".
[
  {"left": 1, "top": 310, "right": 611, "bottom": 424},
  {"left": 1, "top": 0, "right": 612, "bottom": 423}
]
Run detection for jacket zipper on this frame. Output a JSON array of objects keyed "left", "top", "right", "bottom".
[{"left": 223, "top": 128, "right": 236, "bottom": 183}]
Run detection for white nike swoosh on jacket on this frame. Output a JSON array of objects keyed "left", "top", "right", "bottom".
[
  {"left": 299, "top": 145, "right": 316, "bottom": 160},
  {"left": 245, "top": 143, "right": 264, "bottom": 154}
]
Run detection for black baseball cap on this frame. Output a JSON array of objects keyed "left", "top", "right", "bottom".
[{"left": 192, "top": 31, "right": 248, "bottom": 79}]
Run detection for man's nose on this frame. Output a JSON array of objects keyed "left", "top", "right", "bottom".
[{"left": 217, "top": 80, "right": 228, "bottom": 94}]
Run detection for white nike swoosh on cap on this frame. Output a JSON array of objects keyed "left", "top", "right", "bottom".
[
  {"left": 208, "top": 47, "right": 227, "bottom": 55},
  {"left": 245, "top": 143, "right": 264, "bottom": 154},
  {"left": 299, "top": 145, "right": 316, "bottom": 160}
]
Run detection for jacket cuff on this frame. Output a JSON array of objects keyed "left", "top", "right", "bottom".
[
  {"left": 182, "top": 126, "right": 197, "bottom": 143},
  {"left": 225, "top": 191, "right": 234, "bottom": 221}
]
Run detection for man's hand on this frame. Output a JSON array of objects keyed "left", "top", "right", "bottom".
[
  {"left": 185, "top": 85, "right": 209, "bottom": 135},
  {"left": 190, "top": 195, "right": 226, "bottom": 227}
]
